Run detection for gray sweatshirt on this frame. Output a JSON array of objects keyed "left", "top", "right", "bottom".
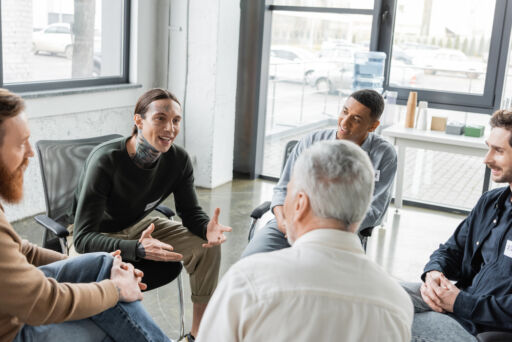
[{"left": 271, "top": 129, "right": 397, "bottom": 229}]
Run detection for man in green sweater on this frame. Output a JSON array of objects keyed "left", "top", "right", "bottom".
[
  {"left": 0, "top": 88, "right": 170, "bottom": 342},
  {"left": 71, "top": 88, "right": 232, "bottom": 341}
]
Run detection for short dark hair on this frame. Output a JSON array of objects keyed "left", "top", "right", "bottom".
[
  {"left": 0, "top": 88, "right": 25, "bottom": 145},
  {"left": 132, "top": 88, "right": 181, "bottom": 135},
  {"left": 349, "top": 89, "right": 384, "bottom": 121},
  {"left": 490, "top": 109, "right": 512, "bottom": 147}
]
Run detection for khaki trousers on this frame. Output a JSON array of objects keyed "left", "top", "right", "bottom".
[{"left": 71, "top": 216, "right": 221, "bottom": 303}]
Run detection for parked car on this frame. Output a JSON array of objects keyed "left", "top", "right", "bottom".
[
  {"left": 412, "top": 48, "right": 485, "bottom": 79},
  {"left": 310, "top": 67, "right": 353, "bottom": 94},
  {"left": 315, "top": 44, "right": 364, "bottom": 94},
  {"left": 33, "top": 23, "right": 74, "bottom": 59},
  {"left": 269, "top": 46, "right": 324, "bottom": 84},
  {"left": 269, "top": 45, "right": 360, "bottom": 94},
  {"left": 392, "top": 46, "right": 413, "bottom": 65}
]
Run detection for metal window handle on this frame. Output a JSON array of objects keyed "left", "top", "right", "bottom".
[{"left": 382, "top": 9, "right": 390, "bottom": 22}]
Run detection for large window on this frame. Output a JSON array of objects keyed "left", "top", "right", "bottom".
[
  {"left": 252, "top": 0, "right": 512, "bottom": 212},
  {"left": 0, "top": 0, "right": 129, "bottom": 92},
  {"left": 261, "top": 3, "right": 377, "bottom": 177},
  {"left": 388, "top": 1, "right": 494, "bottom": 94},
  {"left": 381, "top": 0, "right": 509, "bottom": 112}
]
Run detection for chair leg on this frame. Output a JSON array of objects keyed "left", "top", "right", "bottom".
[
  {"left": 42, "top": 229, "right": 49, "bottom": 249},
  {"left": 177, "top": 271, "right": 185, "bottom": 341},
  {"left": 59, "top": 237, "right": 68, "bottom": 255}
]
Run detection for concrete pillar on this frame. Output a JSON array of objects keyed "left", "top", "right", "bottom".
[{"left": 168, "top": 0, "right": 240, "bottom": 188}]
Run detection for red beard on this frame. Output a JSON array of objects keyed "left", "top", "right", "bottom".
[{"left": 0, "top": 157, "right": 28, "bottom": 203}]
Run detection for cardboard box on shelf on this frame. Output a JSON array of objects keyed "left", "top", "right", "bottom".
[{"left": 431, "top": 116, "right": 447, "bottom": 131}]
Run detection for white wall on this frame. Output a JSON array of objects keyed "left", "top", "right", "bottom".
[
  {"left": 169, "top": 0, "right": 240, "bottom": 188},
  {"left": 3, "top": 0, "right": 32, "bottom": 83}
]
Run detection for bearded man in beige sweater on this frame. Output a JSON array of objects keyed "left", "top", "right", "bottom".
[{"left": 0, "top": 88, "right": 170, "bottom": 342}]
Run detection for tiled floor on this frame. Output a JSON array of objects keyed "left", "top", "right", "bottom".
[{"left": 12, "top": 177, "right": 474, "bottom": 340}]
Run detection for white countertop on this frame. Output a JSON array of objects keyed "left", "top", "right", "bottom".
[{"left": 381, "top": 124, "right": 488, "bottom": 150}]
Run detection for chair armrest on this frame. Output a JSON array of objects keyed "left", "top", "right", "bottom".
[
  {"left": 359, "top": 226, "right": 375, "bottom": 237},
  {"left": 155, "top": 205, "right": 175, "bottom": 219},
  {"left": 250, "top": 201, "right": 271, "bottom": 219},
  {"left": 476, "top": 331, "right": 512, "bottom": 342},
  {"left": 34, "top": 215, "right": 69, "bottom": 238}
]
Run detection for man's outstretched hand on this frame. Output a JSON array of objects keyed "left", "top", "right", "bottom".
[
  {"left": 138, "top": 224, "right": 183, "bottom": 261},
  {"left": 204, "top": 208, "right": 232, "bottom": 248}
]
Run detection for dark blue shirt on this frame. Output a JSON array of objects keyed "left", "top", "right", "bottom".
[
  {"left": 423, "top": 186, "right": 512, "bottom": 335},
  {"left": 479, "top": 197, "right": 512, "bottom": 266}
]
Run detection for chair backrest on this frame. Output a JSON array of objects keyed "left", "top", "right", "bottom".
[
  {"left": 36, "top": 134, "right": 122, "bottom": 225},
  {"left": 282, "top": 140, "right": 298, "bottom": 172}
]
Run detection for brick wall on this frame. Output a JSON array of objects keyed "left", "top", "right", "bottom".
[{"left": 2, "top": 0, "right": 32, "bottom": 83}]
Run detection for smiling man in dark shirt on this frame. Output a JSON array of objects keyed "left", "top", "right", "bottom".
[
  {"left": 71, "top": 88, "right": 232, "bottom": 341},
  {"left": 403, "top": 109, "right": 512, "bottom": 342}
]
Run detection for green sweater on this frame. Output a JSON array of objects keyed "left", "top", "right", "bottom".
[{"left": 71, "top": 136, "right": 210, "bottom": 261}]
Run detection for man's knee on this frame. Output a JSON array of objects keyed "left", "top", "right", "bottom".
[
  {"left": 40, "top": 252, "right": 113, "bottom": 283},
  {"left": 401, "top": 281, "right": 434, "bottom": 313},
  {"left": 184, "top": 242, "right": 221, "bottom": 271},
  {"left": 401, "top": 281, "right": 422, "bottom": 296},
  {"left": 241, "top": 221, "right": 288, "bottom": 258},
  {"left": 73, "top": 252, "right": 113, "bottom": 270},
  {"left": 202, "top": 244, "right": 221, "bottom": 266}
]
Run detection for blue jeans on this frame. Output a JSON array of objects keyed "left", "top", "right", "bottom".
[
  {"left": 401, "top": 282, "right": 477, "bottom": 342},
  {"left": 241, "top": 218, "right": 290, "bottom": 258},
  {"left": 13, "top": 252, "right": 171, "bottom": 342}
]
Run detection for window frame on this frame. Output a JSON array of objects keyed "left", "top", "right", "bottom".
[
  {"left": 378, "top": 0, "right": 512, "bottom": 114},
  {"left": 0, "top": 0, "right": 131, "bottom": 93},
  {"left": 255, "top": 0, "right": 384, "bottom": 177}
]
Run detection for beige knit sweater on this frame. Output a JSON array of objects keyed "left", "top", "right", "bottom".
[{"left": 0, "top": 210, "right": 118, "bottom": 342}]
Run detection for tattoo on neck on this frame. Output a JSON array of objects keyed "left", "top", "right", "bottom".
[{"left": 131, "top": 129, "right": 161, "bottom": 168}]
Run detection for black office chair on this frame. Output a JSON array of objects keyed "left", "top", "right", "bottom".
[
  {"left": 248, "top": 140, "right": 377, "bottom": 251},
  {"left": 34, "top": 134, "right": 185, "bottom": 340},
  {"left": 476, "top": 331, "right": 512, "bottom": 342}
]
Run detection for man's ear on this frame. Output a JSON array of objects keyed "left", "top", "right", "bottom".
[
  {"left": 134, "top": 114, "right": 143, "bottom": 130},
  {"left": 368, "top": 120, "right": 380, "bottom": 132},
  {"left": 295, "top": 192, "right": 310, "bottom": 222}
]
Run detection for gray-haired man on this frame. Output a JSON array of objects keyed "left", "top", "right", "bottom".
[{"left": 196, "top": 140, "right": 413, "bottom": 341}]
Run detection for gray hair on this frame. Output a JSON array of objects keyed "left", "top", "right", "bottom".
[{"left": 291, "top": 140, "right": 375, "bottom": 228}]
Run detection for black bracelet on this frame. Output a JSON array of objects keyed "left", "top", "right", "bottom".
[{"left": 136, "top": 242, "right": 146, "bottom": 258}]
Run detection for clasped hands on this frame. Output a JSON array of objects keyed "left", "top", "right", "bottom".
[
  {"left": 138, "top": 207, "right": 232, "bottom": 262},
  {"left": 110, "top": 250, "right": 146, "bottom": 303},
  {"left": 421, "top": 270, "right": 460, "bottom": 313}
]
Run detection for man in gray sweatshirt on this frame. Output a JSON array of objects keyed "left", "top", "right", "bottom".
[{"left": 242, "top": 89, "right": 397, "bottom": 257}]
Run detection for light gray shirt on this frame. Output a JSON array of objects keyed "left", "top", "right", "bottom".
[
  {"left": 196, "top": 229, "right": 413, "bottom": 342},
  {"left": 271, "top": 129, "right": 397, "bottom": 229}
]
